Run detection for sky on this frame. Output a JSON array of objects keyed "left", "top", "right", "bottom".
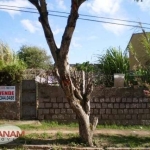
[{"left": 0, "top": 0, "right": 150, "bottom": 64}]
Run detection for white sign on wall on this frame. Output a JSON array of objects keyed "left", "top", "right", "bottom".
[{"left": 0, "top": 86, "right": 15, "bottom": 101}]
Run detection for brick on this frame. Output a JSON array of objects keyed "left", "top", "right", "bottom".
[
  {"left": 38, "top": 115, "right": 44, "bottom": 120},
  {"left": 132, "top": 114, "right": 137, "bottom": 120},
  {"left": 106, "top": 109, "right": 111, "bottom": 114},
  {"left": 114, "top": 103, "right": 119, "bottom": 108},
  {"left": 94, "top": 98, "right": 99, "bottom": 102},
  {"left": 139, "top": 98, "right": 143, "bottom": 102},
  {"left": 93, "top": 109, "right": 99, "bottom": 114},
  {"left": 142, "top": 103, "right": 146, "bottom": 108},
  {"left": 61, "top": 109, "right": 66, "bottom": 114},
  {"left": 119, "top": 114, "right": 125, "bottom": 119},
  {"left": 57, "top": 114, "right": 64, "bottom": 119},
  {"left": 51, "top": 98, "right": 56, "bottom": 102},
  {"left": 125, "top": 103, "right": 130, "bottom": 108},
  {"left": 52, "top": 115, "right": 58, "bottom": 119},
  {"left": 102, "top": 114, "right": 108, "bottom": 119},
  {"left": 133, "top": 98, "right": 138, "bottom": 103},
  {"left": 116, "top": 97, "right": 121, "bottom": 102},
  {"left": 57, "top": 97, "right": 63, "bottom": 102},
  {"left": 67, "top": 109, "right": 73, "bottom": 114},
  {"left": 131, "top": 104, "right": 138, "bottom": 108},
  {"left": 124, "top": 109, "right": 128, "bottom": 114},
  {"left": 65, "top": 103, "right": 70, "bottom": 108},
  {"left": 134, "top": 109, "right": 138, "bottom": 114},
  {"left": 122, "top": 98, "right": 126, "bottom": 102},
  {"left": 100, "top": 98, "right": 105, "bottom": 102},
  {"left": 110, "top": 98, "right": 115, "bottom": 102},
  {"left": 138, "top": 109, "right": 143, "bottom": 114},
  {"left": 143, "top": 98, "right": 149, "bottom": 102},
  {"left": 144, "top": 109, "right": 149, "bottom": 114},
  {"left": 128, "top": 109, "right": 134, "bottom": 114},
  {"left": 118, "top": 109, "right": 124, "bottom": 114},
  {"left": 39, "top": 103, "right": 44, "bottom": 108},
  {"left": 38, "top": 109, "right": 43, "bottom": 115},
  {"left": 142, "top": 114, "right": 147, "bottom": 119},
  {"left": 49, "top": 109, "right": 54, "bottom": 114},
  {"left": 43, "top": 98, "right": 50, "bottom": 102},
  {"left": 126, "top": 98, "right": 132, "bottom": 102},
  {"left": 126, "top": 115, "right": 131, "bottom": 119},
  {"left": 102, "top": 103, "right": 107, "bottom": 108},
  {"left": 120, "top": 104, "right": 125, "bottom": 109},
  {"left": 108, "top": 103, "right": 113, "bottom": 108},
  {"left": 59, "top": 103, "right": 64, "bottom": 108},
  {"left": 63, "top": 98, "right": 67, "bottom": 102},
  {"left": 53, "top": 103, "right": 58, "bottom": 108},
  {"left": 112, "top": 109, "right": 117, "bottom": 114},
  {"left": 105, "top": 98, "right": 110, "bottom": 102},
  {"left": 91, "top": 103, "right": 95, "bottom": 108},
  {"left": 55, "top": 109, "right": 60, "bottom": 114},
  {"left": 100, "top": 109, "right": 105, "bottom": 114},
  {"left": 43, "top": 109, "right": 49, "bottom": 114},
  {"left": 95, "top": 103, "right": 101, "bottom": 108},
  {"left": 109, "top": 115, "right": 114, "bottom": 120},
  {"left": 45, "top": 103, "right": 52, "bottom": 108}
]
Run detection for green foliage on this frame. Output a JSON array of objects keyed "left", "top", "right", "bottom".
[
  {"left": 97, "top": 47, "right": 129, "bottom": 86},
  {"left": 0, "top": 41, "right": 26, "bottom": 85},
  {"left": 74, "top": 61, "right": 96, "bottom": 72},
  {"left": 17, "top": 45, "right": 52, "bottom": 70}
]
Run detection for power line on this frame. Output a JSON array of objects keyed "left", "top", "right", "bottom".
[
  {"left": 1, "top": 4, "right": 150, "bottom": 26},
  {"left": 0, "top": 7, "right": 150, "bottom": 30}
]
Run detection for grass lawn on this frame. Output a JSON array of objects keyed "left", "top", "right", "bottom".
[{"left": 0, "top": 121, "right": 150, "bottom": 149}]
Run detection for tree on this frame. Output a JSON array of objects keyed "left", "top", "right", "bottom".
[
  {"left": 17, "top": 45, "right": 52, "bottom": 70},
  {"left": 29, "top": 0, "right": 98, "bottom": 146}
]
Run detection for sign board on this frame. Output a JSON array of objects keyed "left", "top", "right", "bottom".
[{"left": 0, "top": 86, "right": 15, "bottom": 101}]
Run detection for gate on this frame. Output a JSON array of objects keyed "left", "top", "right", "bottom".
[{"left": 21, "top": 80, "right": 37, "bottom": 119}]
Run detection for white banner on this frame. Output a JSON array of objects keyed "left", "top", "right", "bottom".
[{"left": 0, "top": 86, "right": 15, "bottom": 101}]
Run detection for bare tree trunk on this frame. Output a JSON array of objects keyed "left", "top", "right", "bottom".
[{"left": 29, "top": 0, "right": 98, "bottom": 147}]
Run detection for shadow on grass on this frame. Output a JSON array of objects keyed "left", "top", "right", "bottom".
[
  {"left": 0, "top": 134, "right": 150, "bottom": 149},
  {"left": 95, "top": 134, "right": 150, "bottom": 147}
]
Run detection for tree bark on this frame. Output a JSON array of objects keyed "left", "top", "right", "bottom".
[{"left": 29, "top": 0, "right": 98, "bottom": 146}]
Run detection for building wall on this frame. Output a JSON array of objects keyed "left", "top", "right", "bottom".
[
  {"left": 38, "top": 84, "right": 150, "bottom": 125},
  {"left": 0, "top": 84, "right": 21, "bottom": 120}
]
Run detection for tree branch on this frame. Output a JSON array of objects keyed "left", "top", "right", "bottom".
[
  {"left": 60, "top": 0, "right": 86, "bottom": 57},
  {"left": 29, "top": 0, "right": 58, "bottom": 62}
]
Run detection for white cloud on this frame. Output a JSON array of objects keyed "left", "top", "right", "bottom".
[
  {"left": 53, "top": 27, "right": 63, "bottom": 35},
  {"left": 102, "top": 20, "right": 127, "bottom": 36},
  {"left": 21, "top": 19, "right": 41, "bottom": 33},
  {"left": 55, "top": 0, "right": 66, "bottom": 10},
  {"left": 86, "top": 0, "right": 128, "bottom": 35},
  {"left": 87, "top": 0, "right": 122, "bottom": 15},
  {"left": 0, "top": 0, "right": 32, "bottom": 16}
]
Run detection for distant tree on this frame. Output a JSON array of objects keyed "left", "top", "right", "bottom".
[
  {"left": 17, "top": 45, "right": 52, "bottom": 70},
  {"left": 75, "top": 61, "right": 95, "bottom": 72}
]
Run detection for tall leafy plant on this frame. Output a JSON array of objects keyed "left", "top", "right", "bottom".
[
  {"left": 97, "top": 47, "right": 129, "bottom": 86},
  {"left": 0, "top": 41, "right": 26, "bottom": 85}
]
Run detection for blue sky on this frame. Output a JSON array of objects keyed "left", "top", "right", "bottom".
[{"left": 0, "top": 0, "right": 150, "bottom": 64}]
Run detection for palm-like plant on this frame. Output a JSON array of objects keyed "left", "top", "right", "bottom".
[{"left": 97, "top": 47, "right": 129, "bottom": 86}]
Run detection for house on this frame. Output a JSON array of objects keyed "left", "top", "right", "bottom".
[{"left": 126, "top": 32, "right": 150, "bottom": 70}]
